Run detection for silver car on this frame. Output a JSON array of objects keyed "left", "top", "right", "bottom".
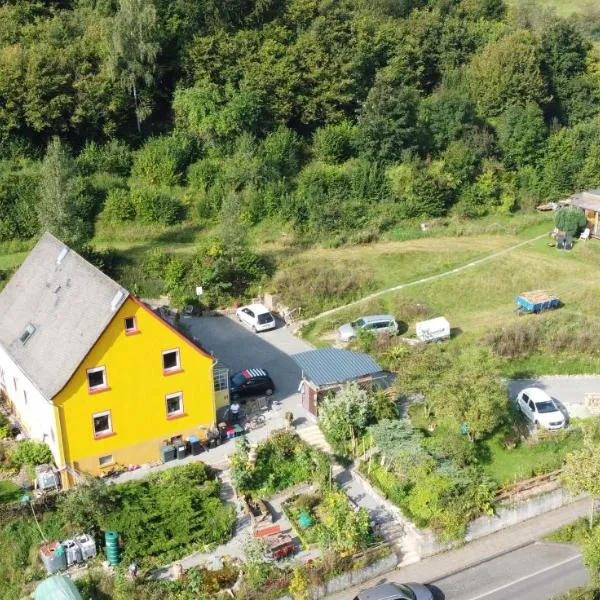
[
  {"left": 353, "top": 582, "right": 434, "bottom": 600},
  {"left": 338, "top": 314, "right": 399, "bottom": 342}
]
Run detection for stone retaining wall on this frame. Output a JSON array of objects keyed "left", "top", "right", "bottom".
[
  {"left": 277, "top": 551, "right": 398, "bottom": 600},
  {"left": 352, "top": 460, "right": 583, "bottom": 559}
]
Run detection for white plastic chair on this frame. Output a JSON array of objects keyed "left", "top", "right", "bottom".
[{"left": 580, "top": 228, "right": 590, "bottom": 241}]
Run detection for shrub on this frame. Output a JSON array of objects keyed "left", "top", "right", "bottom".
[
  {"left": 10, "top": 440, "right": 53, "bottom": 467},
  {"left": 230, "top": 431, "right": 329, "bottom": 497},
  {"left": 77, "top": 140, "right": 133, "bottom": 177},
  {"left": 102, "top": 188, "right": 136, "bottom": 222},
  {"left": 313, "top": 122, "right": 357, "bottom": 164},
  {"left": 555, "top": 206, "right": 587, "bottom": 237},
  {"left": 0, "top": 413, "right": 10, "bottom": 439},
  {"left": 59, "top": 463, "right": 235, "bottom": 566},
  {"left": 132, "top": 133, "right": 199, "bottom": 187},
  {"left": 132, "top": 188, "right": 185, "bottom": 225}
]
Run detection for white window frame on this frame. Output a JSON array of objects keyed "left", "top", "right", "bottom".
[
  {"left": 92, "top": 410, "right": 112, "bottom": 437},
  {"left": 162, "top": 349, "right": 181, "bottom": 372},
  {"left": 124, "top": 316, "right": 137, "bottom": 333},
  {"left": 165, "top": 392, "right": 184, "bottom": 417},
  {"left": 99, "top": 454, "right": 114, "bottom": 467},
  {"left": 87, "top": 366, "right": 107, "bottom": 391},
  {"left": 213, "top": 369, "right": 229, "bottom": 392}
]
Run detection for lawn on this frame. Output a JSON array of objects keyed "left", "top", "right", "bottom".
[
  {"left": 300, "top": 216, "right": 600, "bottom": 375},
  {"left": 0, "top": 480, "right": 22, "bottom": 504},
  {"left": 481, "top": 429, "right": 585, "bottom": 486}
]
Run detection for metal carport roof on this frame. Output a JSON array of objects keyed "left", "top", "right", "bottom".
[{"left": 293, "top": 348, "right": 383, "bottom": 388}]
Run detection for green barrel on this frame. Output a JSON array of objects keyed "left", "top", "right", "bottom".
[{"left": 104, "top": 530, "right": 120, "bottom": 566}]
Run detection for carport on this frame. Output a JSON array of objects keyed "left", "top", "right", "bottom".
[{"left": 294, "top": 348, "right": 391, "bottom": 416}]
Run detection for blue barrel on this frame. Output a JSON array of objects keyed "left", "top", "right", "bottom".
[{"left": 104, "top": 530, "right": 120, "bottom": 566}]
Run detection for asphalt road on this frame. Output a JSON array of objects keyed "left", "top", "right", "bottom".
[{"left": 431, "top": 542, "right": 588, "bottom": 600}]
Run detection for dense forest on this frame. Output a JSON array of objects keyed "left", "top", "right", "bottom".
[{"left": 1, "top": 0, "right": 600, "bottom": 303}]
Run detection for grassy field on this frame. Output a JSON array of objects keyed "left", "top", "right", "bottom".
[
  {"left": 300, "top": 215, "right": 600, "bottom": 375},
  {"left": 506, "top": 0, "right": 593, "bottom": 18},
  {"left": 482, "top": 430, "right": 584, "bottom": 485}
]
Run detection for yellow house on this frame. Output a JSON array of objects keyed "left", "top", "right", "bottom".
[{"left": 0, "top": 233, "right": 217, "bottom": 487}]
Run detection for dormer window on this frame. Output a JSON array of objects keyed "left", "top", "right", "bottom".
[{"left": 19, "top": 323, "right": 36, "bottom": 345}]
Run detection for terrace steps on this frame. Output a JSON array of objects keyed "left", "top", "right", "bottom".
[{"left": 296, "top": 424, "right": 332, "bottom": 454}]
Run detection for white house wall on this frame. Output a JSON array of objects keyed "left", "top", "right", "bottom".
[{"left": 0, "top": 344, "right": 61, "bottom": 464}]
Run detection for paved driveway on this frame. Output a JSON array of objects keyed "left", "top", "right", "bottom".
[
  {"left": 508, "top": 376, "right": 600, "bottom": 419},
  {"left": 182, "top": 313, "right": 313, "bottom": 407}
]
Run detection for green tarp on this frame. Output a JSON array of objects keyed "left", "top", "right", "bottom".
[{"left": 34, "top": 575, "right": 83, "bottom": 600}]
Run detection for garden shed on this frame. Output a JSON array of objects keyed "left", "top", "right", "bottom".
[
  {"left": 294, "top": 348, "right": 391, "bottom": 416},
  {"left": 568, "top": 190, "right": 600, "bottom": 238}
]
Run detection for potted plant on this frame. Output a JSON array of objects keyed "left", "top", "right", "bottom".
[{"left": 285, "top": 412, "right": 294, "bottom": 429}]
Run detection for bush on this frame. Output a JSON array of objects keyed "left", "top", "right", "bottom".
[
  {"left": 102, "top": 188, "right": 136, "bottom": 222},
  {"left": 132, "top": 133, "right": 199, "bottom": 187},
  {"left": 313, "top": 122, "right": 357, "bottom": 164},
  {"left": 59, "top": 463, "right": 235, "bottom": 566},
  {"left": 10, "top": 440, "right": 53, "bottom": 467},
  {"left": 230, "top": 431, "right": 329, "bottom": 497},
  {"left": 132, "top": 188, "right": 185, "bottom": 225},
  {"left": 555, "top": 206, "right": 587, "bottom": 237},
  {"left": 77, "top": 140, "right": 133, "bottom": 177},
  {"left": 0, "top": 413, "right": 10, "bottom": 439}
]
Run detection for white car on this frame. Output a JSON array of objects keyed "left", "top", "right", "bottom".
[
  {"left": 516, "top": 387, "right": 566, "bottom": 431},
  {"left": 236, "top": 303, "right": 276, "bottom": 332}
]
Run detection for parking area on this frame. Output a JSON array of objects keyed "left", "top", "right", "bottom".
[
  {"left": 508, "top": 376, "right": 600, "bottom": 420},
  {"left": 182, "top": 313, "right": 314, "bottom": 411}
]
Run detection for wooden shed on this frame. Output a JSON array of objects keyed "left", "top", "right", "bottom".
[
  {"left": 294, "top": 348, "right": 392, "bottom": 417},
  {"left": 568, "top": 190, "right": 600, "bottom": 238}
]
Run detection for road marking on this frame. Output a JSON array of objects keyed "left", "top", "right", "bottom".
[{"left": 463, "top": 553, "right": 582, "bottom": 600}]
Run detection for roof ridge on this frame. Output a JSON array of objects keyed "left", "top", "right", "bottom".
[{"left": 41, "top": 232, "right": 129, "bottom": 296}]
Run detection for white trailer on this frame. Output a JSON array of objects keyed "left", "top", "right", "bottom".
[{"left": 415, "top": 317, "right": 450, "bottom": 343}]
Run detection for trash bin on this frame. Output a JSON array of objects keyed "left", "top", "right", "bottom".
[
  {"left": 189, "top": 435, "right": 203, "bottom": 456},
  {"left": 176, "top": 443, "right": 187, "bottom": 460},
  {"left": 160, "top": 444, "right": 176, "bottom": 463}
]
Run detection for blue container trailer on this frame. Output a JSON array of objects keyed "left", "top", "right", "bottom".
[{"left": 516, "top": 290, "right": 560, "bottom": 315}]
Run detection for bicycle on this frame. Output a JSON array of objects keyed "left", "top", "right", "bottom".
[{"left": 246, "top": 415, "right": 266, "bottom": 430}]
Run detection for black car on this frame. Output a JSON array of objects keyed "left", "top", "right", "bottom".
[
  {"left": 353, "top": 582, "right": 433, "bottom": 600},
  {"left": 229, "top": 368, "right": 275, "bottom": 401}
]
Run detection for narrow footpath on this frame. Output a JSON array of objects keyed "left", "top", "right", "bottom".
[{"left": 303, "top": 232, "right": 548, "bottom": 324}]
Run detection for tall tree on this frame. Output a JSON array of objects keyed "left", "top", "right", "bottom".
[
  {"left": 109, "top": 0, "right": 159, "bottom": 133},
  {"left": 37, "top": 138, "right": 93, "bottom": 250}
]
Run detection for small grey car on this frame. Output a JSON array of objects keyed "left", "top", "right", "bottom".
[
  {"left": 353, "top": 582, "right": 433, "bottom": 600},
  {"left": 338, "top": 314, "right": 399, "bottom": 342}
]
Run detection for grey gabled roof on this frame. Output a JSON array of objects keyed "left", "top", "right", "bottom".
[
  {"left": 0, "top": 233, "right": 128, "bottom": 399},
  {"left": 569, "top": 190, "right": 600, "bottom": 212},
  {"left": 294, "top": 348, "right": 383, "bottom": 387}
]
